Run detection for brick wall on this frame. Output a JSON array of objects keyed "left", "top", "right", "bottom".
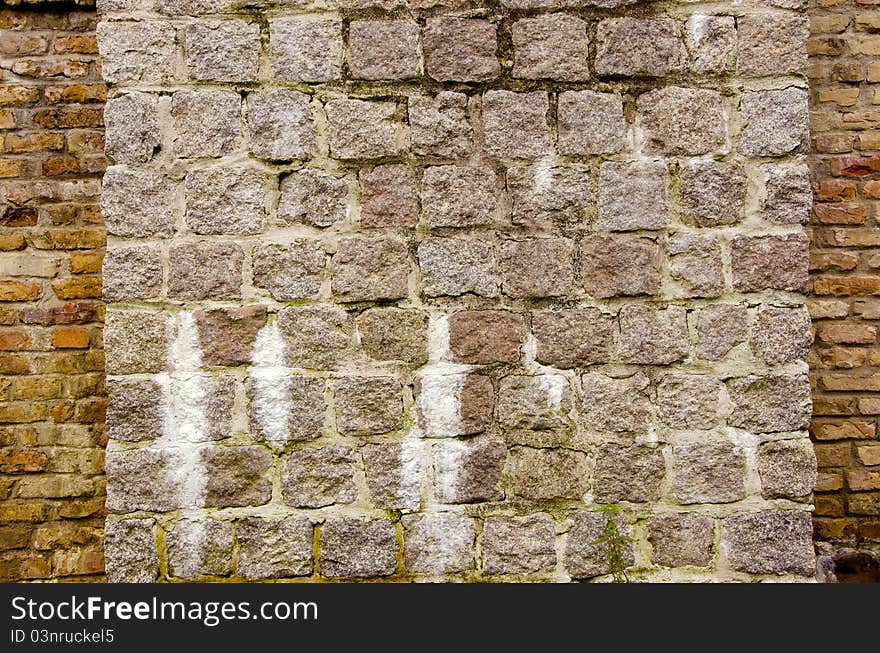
[
  {"left": 809, "top": 0, "right": 880, "bottom": 574},
  {"left": 0, "top": 0, "right": 106, "bottom": 582}
]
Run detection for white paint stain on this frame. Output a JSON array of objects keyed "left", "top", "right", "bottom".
[
  {"left": 416, "top": 314, "right": 471, "bottom": 438},
  {"left": 538, "top": 374, "right": 566, "bottom": 413},
  {"left": 432, "top": 439, "right": 467, "bottom": 505},
  {"left": 688, "top": 14, "right": 710, "bottom": 45},
  {"left": 249, "top": 320, "right": 292, "bottom": 450},
  {"left": 532, "top": 155, "right": 555, "bottom": 196}
]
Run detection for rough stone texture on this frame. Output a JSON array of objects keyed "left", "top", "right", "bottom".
[
  {"left": 252, "top": 241, "right": 325, "bottom": 301},
  {"left": 185, "top": 20, "right": 260, "bottom": 82},
  {"left": 202, "top": 445, "right": 272, "bottom": 508},
  {"left": 359, "top": 165, "right": 418, "bottom": 228},
  {"left": 722, "top": 511, "right": 815, "bottom": 576},
  {"left": 679, "top": 161, "right": 746, "bottom": 227},
  {"left": 564, "top": 511, "right": 634, "bottom": 579},
  {"left": 751, "top": 306, "right": 812, "bottom": 366},
  {"left": 104, "top": 309, "right": 167, "bottom": 375},
  {"left": 105, "top": 378, "right": 163, "bottom": 442},
  {"left": 619, "top": 305, "right": 689, "bottom": 365},
  {"left": 105, "top": 448, "right": 177, "bottom": 513},
  {"left": 184, "top": 167, "right": 267, "bottom": 236},
  {"left": 98, "top": 21, "right": 175, "bottom": 84},
  {"left": 166, "top": 518, "right": 233, "bottom": 578},
  {"left": 598, "top": 161, "right": 669, "bottom": 231},
  {"left": 648, "top": 514, "right": 714, "bottom": 568},
  {"left": 448, "top": 311, "right": 525, "bottom": 364},
  {"left": 501, "top": 239, "right": 574, "bottom": 298},
  {"left": 278, "top": 168, "right": 348, "bottom": 229},
  {"left": 696, "top": 304, "right": 748, "bottom": 360},
  {"left": 104, "top": 519, "right": 157, "bottom": 583},
  {"left": 421, "top": 166, "right": 498, "bottom": 228},
  {"left": 687, "top": 15, "right": 735, "bottom": 74},
  {"left": 403, "top": 513, "right": 475, "bottom": 574},
  {"left": 171, "top": 90, "right": 241, "bottom": 158},
  {"left": 557, "top": 91, "right": 624, "bottom": 155},
  {"left": 194, "top": 306, "right": 266, "bottom": 367},
  {"left": 281, "top": 445, "right": 357, "bottom": 508},
  {"left": 581, "top": 235, "right": 660, "bottom": 299},
  {"left": 349, "top": 20, "right": 420, "bottom": 80},
  {"left": 320, "top": 517, "right": 396, "bottom": 578},
  {"left": 334, "top": 377, "right": 402, "bottom": 435},
  {"left": 638, "top": 86, "right": 727, "bottom": 156},
  {"left": 532, "top": 309, "right": 614, "bottom": 369},
  {"left": 762, "top": 164, "right": 812, "bottom": 225},
  {"left": 481, "top": 515, "right": 556, "bottom": 575},
  {"left": 508, "top": 164, "right": 592, "bottom": 226},
  {"left": 409, "top": 92, "right": 472, "bottom": 158},
  {"left": 247, "top": 90, "right": 316, "bottom": 161},
  {"left": 509, "top": 446, "right": 590, "bottom": 500},
  {"left": 731, "top": 234, "right": 810, "bottom": 292},
  {"left": 246, "top": 376, "right": 326, "bottom": 444},
  {"left": 103, "top": 92, "right": 159, "bottom": 164},
  {"left": 169, "top": 242, "right": 243, "bottom": 300},
  {"left": 581, "top": 372, "right": 651, "bottom": 434},
  {"left": 433, "top": 440, "right": 506, "bottom": 503},
  {"left": 512, "top": 14, "right": 589, "bottom": 82},
  {"left": 332, "top": 238, "right": 409, "bottom": 302},
  {"left": 595, "top": 18, "right": 683, "bottom": 77},
  {"left": 277, "top": 306, "right": 353, "bottom": 370},
  {"left": 325, "top": 98, "right": 406, "bottom": 160},
  {"left": 362, "top": 443, "right": 422, "bottom": 511},
  {"left": 424, "top": 17, "right": 499, "bottom": 82},
  {"left": 739, "top": 88, "right": 810, "bottom": 157},
  {"left": 498, "top": 375, "right": 572, "bottom": 431},
  {"left": 101, "top": 244, "right": 162, "bottom": 301},
  {"left": 672, "top": 442, "right": 747, "bottom": 505},
  {"left": 656, "top": 374, "right": 721, "bottom": 430},
  {"left": 757, "top": 439, "right": 817, "bottom": 500},
  {"left": 593, "top": 443, "right": 665, "bottom": 503},
  {"left": 418, "top": 238, "right": 497, "bottom": 298},
  {"left": 483, "top": 90, "right": 550, "bottom": 160},
  {"left": 667, "top": 234, "right": 724, "bottom": 298},
  {"left": 737, "top": 14, "right": 808, "bottom": 77},
  {"left": 357, "top": 308, "right": 428, "bottom": 365},
  {"left": 237, "top": 516, "right": 313, "bottom": 579},
  {"left": 269, "top": 17, "right": 341, "bottom": 83},
  {"left": 727, "top": 374, "right": 813, "bottom": 433},
  {"left": 102, "top": 167, "right": 175, "bottom": 237}
]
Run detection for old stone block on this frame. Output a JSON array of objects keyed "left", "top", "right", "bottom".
[
  {"left": 722, "top": 510, "right": 815, "bottom": 575},
  {"left": 418, "top": 373, "right": 495, "bottom": 438},
  {"left": 595, "top": 18, "right": 683, "bottom": 77},
  {"left": 508, "top": 164, "right": 592, "bottom": 226},
  {"left": 349, "top": 20, "right": 420, "bottom": 80},
  {"left": 278, "top": 168, "right": 347, "bottom": 228},
  {"left": 532, "top": 309, "right": 614, "bottom": 369},
  {"left": 103, "top": 92, "right": 160, "bottom": 164},
  {"left": 332, "top": 238, "right": 409, "bottom": 302},
  {"left": 403, "top": 512, "right": 475, "bottom": 574},
  {"left": 417, "top": 238, "right": 497, "bottom": 298},
  {"left": 185, "top": 167, "right": 266, "bottom": 235},
  {"left": 481, "top": 515, "right": 556, "bottom": 575},
  {"left": 252, "top": 241, "right": 325, "bottom": 301},
  {"left": 172, "top": 89, "right": 241, "bottom": 158},
  {"left": 104, "top": 309, "right": 167, "bottom": 375},
  {"left": 594, "top": 443, "right": 665, "bottom": 503},
  {"left": 357, "top": 308, "right": 428, "bottom": 365},
  {"left": 448, "top": 310, "right": 525, "bottom": 364},
  {"left": 761, "top": 164, "right": 812, "bottom": 225},
  {"left": 424, "top": 17, "right": 499, "bottom": 82},
  {"left": 105, "top": 448, "right": 176, "bottom": 512},
  {"left": 512, "top": 14, "right": 589, "bottom": 81},
  {"left": 510, "top": 446, "right": 590, "bottom": 500},
  {"left": 194, "top": 306, "right": 266, "bottom": 367},
  {"left": 334, "top": 377, "right": 402, "bottom": 435},
  {"left": 737, "top": 14, "right": 808, "bottom": 77},
  {"left": 247, "top": 89, "right": 316, "bottom": 161},
  {"left": 667, "top": 234, "right": 724, "bottom": 298},
  {"left": 648, "top": 513, "right": 714, "bottom": 568},
  {"left": 185, "top": 20, "right": 260, "bottom": 81},
  {"left": 166, "top": 518, "right": 233, "bottom": 578},
  {"left": 97, "top": 21, "right": 175, "bottom": 84},
  {"left": 758, "top": 439, "right": 817, "bottom": 500},
  {"left": 739, "top": 88, "right": 809, "bottom": 156},
  {"left": 359, "top": 164, "right": 418, "bottom": 228},
  {"left": 673, "top": 442, "right": 746, "bottom": 504},
  {"left": 581, "top": 372, "right": 651, "bottom": 434},
  {"left": 237, "top": 516, "right": 313, "bottom": 579},
  {"left": 246, "top": 376, "right": 326, "bottom": 444},
  {"left": 202, "top": 445, "right": 272, "bottom": 508},
  {"left": 638, "top": 86, "right": 727, "bottom": 155},
  {"left": 106, "top": 378, "right": 163, "bottom": 442},
  {"left": 277, "top": 306, "right": 353, "bottom": 370},
  {"left": 557, "top": 90, "right": 624, "bottom": 155},
  {"left": 726, "top": 374, "right": 813, "bottom": 433},
  {"left": 581, "top": 234, "right": 660, "bottom": 298},
  {"left": 687, "top": 15, "right": 736, "bottom": 73},
  {"left": 498, "top": 375, "right": 572, "bottom": 431},
  {"left": 104, "top": 518, "right": 157, "bottom": 583},
  {"left": 656, "top": 374, "right": 721, "bottom": 430},
  {"left": 731, "top": 234, "right": 809, "bottom": 292},
  {"left": 409, "top": 92, "right": 472, "bottom": 158},
  {"left": 102, "top": 245, "right": 162, "bottom": 301},
  {"left": 619, "top": 305, "right": 688, "bottom": 365},
  {"left": 321, "top": 517, "right": 396, "bottom": 578},
  {"left": 501, "top": 239, "right": 573, "bottom": 298},
  {"left": 102, "top": 167, "right": 175, "bottom": 237},
  {"left": 270, "top": 17, "right": 341, "bottom": 82},
  {"left": 679, "top": 161, "right": 746, "bottom": 227},
  {"left": 751, "top": 305, "right": 812, "bottom": 366},
  {"left": 325, "top": 99, "right": 405, "bottom": 160},
  {"left": 421, "top": 166, "right": 498, "bottom": 228},
  {"left": 362, "top": 442, "right": 422, "bottom": 511},
  {"left": 564, "top": 511, "right": 634, "bottom": 579},
  {"left": 433, "top": 440, "right": 506, "bottom": 503},
  {"left": 599, "top": 161, "right": 669, "bottom": 231},
  {"left": 169, "top": 242, "right": 243, "bottom": 300},
  {"left": 281, "top": 445, "right": 357, "bottom": 508},
  {"left": 696, "top": 304, "right": 748, "bottom": 360},
  {"left": 483, "top": 90, "right": 550, "bottom": 159}
]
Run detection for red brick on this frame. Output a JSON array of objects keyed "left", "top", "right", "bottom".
[{"left": 813, "top": 202, "right": 869, "bottom": 224}]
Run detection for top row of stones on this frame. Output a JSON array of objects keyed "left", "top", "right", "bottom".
[{"left": 97, "top": 13, "right": 808, "bottom": 86}]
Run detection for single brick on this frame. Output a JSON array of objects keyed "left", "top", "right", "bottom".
[
  {"left": 564, "top": 511, "right": 634, "bottom": 579},
  {"left": 648, "top": 513, "right": 714, "bottom": 568},
  {"left": 185, "top": 20, "right": 260, "bottom": 82},
  {"left": 498, "top": 375, "right": 572, "bottom": 431},
  {"left": 758, "top": 439, "right": 817, "bottom": 500},
  {"left": 637, "top": 86, "right": 727, "bottom": 155},
  {"left": 237, "top": 516, "right": 313, "bottom": 579},
  {"left": 184, "top": 167, "right": 267, "bottom": 235},
  {"left": 581, "top": 234, "right": 660, "bottom": 298},
  {"left": 656, "top": 374, "right": 721, "bottom": 430},
  {"left": 481, "top": 515, "right": 556, "bottom": 575},
  {"left": 737, "top": 14, "right": 808, "bottom": 77},
  {"left": 421, "top": 165, "right": 498, "bottom": 228},
  {"left": 417, "top": 238, "right": 497, "bottom": 297},
  {"left": 281, "top": 445, "right": 357, "bottom": 508},
  {"left": 169, "top": 242, "right": 243, "bottom": 300},
  {"left": 104, "top": 309, "right": 167, "bottom": 375},
  {"left": 247, "top": 89, "right": 316, "bottom": 161},
  {"left": 97, "top": 21, "right": 176, "bottom": 84},
  {"left": 731, "top": 234, "right": 809, "bottom": 292},
  {"left": 277, "top": 305, "right": 353, "bottom": 370},
  {"left": 359, "top": 164, "right": 418, "bottom": 228},
  {"left": 349, "top": 20, "right": 420, "bottom": 80},
  {"left": 581, "top": 372, "right": 651, "bottom": 433},
  {"left": 501, "top": 239, "right": 574, "bottom": 298},
  {"left": 103, "top": 92, "right": 160, "bottom": 164},
  {"left": 722, "top": 510, "right": 815, "bottom": 575},
  {"left": 102, "top": 245, "right": 162, "bottom": 302},
  {"left": 751, "top": 305, "right": 812, "bottom": 366},
  {"left": 270, "top": 17, "right": 341, "bottom": 82},
  {"left": 357, "top": 307, "right": 428, "bottom": 365},
  {"left": 557, "top": 90, "right": 624, "bottom": 155},
  {"left": 424, "top": 17, "right": 499, "bottom": 82},
  {"left": 667, "top": 233, "right": 724, "bottom": 298},
  {"left": 482, "top": 90, "right": 551, "bottom": 159},
  {"left": 508, "top": 164, "right": 592, "bottom": 226},
  {"left": 595, "top": 18, "right": 683, "bottom": 77},
  {"left": 320, "top": 517, "right": 396, "bottom": 578},
  {"left": 532, "top": 309, "right": 614, "bottom": 369},
  {"left": 194, "top": 305, "right": 267, "bottom": 367},
  {"left": 696, "top": 304, "right": 748, "bottom": 360},
  {"left": 409, "top": 92, "right": 472, "bottom": 158},
  {"left": 433, "top": 439, "right": 506, "bottom": 503},
  {"left": 102, "top": 167, "right": 175, "bottom": 237},
  {"left": 403, "top": 512, "right": 475, "bottom": 574},
  {"left": 672, "top": 442, "right": 746, "bottom": 504},
  {"left": 362, "top": 443, "right": 422, "bottom": 511},
  {"left": 680, "top": 161, "right": 746, "bottom": 227},
  {"left": 252, "top": 241, "right": 325, "bottom": 301},
  {"left": 509, "top": 446, "right": 590, "bottom": 500},
  {"left": 594, "top": 443, "right": 665, "bottom": 503},
  {"left": 739, "top": 88, "right": 809, "bottom": 156},
  {"left": 332, "top": 237, "right": 409, "bottom": 302},
  {"left": 761, "top": 164, "right": 811, "bottom": 225},
  {"left": 325, "top": 98, "right": 406, "bottom": 160},
  {"left": 687, "top": 15, "right": 736, "bottom": 73},
  {"left": 171, "top": 90, "right": 241, "bottom": 158},
  {"left": 619, "top": 305, "right": 688, "bottom": 365},
  {"left": 726, "top": 374, "right": 813, "bottom": 433},
  {"left": 278, "top": 169, "right": 348, "bottom": 229},
  {"left": 598, "top": 161, "right": 669, "bottom": 231},
  {"left": 166, "top": 518, "right": 233, "bottom": 578},
  {"left": 512, "top": 14, "right": 589, "bottom": 81},
  {"left": 448, "top": 310, "right": 525, "bottom": 364},
  {"left": 334, "top": 377, "right": 402, "bottom": 435},
  {"left": 104, "top": 519, "right": 157, "bottom": 583}
]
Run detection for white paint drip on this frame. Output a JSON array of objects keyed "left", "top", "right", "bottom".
[
  {"left": 249, "top": 321, "right": 292, "bottom": 450},
  {"left": 397, "top": 430, "right": 424, "bottom": 510},
  {"left": 532, "top": 155, "right": 555, "bottom": 196},
  {"left": 417, "top": 314, "right": 471, "bottom": 438},
  {"left": 538, "top": 374, "right": 566, "bottom": 413},
  {"left": 688, "top": 14, "right": 710, "bottom": 45},
  {"left": 432, "top": 440, "right": 467, "bottom": 504}
]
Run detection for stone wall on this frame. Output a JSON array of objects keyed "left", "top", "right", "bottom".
[
  {"left": 808, "top": 0, "right": 880, "bottom": 579},
  {"left": 0, "top": 0, "right": 106, "bottom": 582},
  {"left": 97, "top": 0, "right": 816, "bottom": 582}
]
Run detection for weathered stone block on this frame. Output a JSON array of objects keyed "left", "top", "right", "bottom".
[
  {"left": 359, "top": 164, "right": 418, "bottom": 228},
  {"left": 758, "top": 439, "right": 817, "bottom": 500},
  {"left": 409, "top": 92, "right": 472, "bottom": 158},
  {"left": 247, "top": 376, "right": 326, "bottom": 444},
  {"left": 357, "top": 308, "right": 428, "bottom": 365},
  {"left": 564, "top": 511, "right": 634, "bottom": 579},
  {"left": 171, "top": 90, "right": 241, "bottom": 158},
  {"left": 581, "top": 372, "right": 651, "bottom": 433},
  {"left": 448, "top": 310, "right": 525, "bottom": 364},
  {"left": 696, "top": 304, "right": 748, "bottom": 360},
  {"left": 557, "top": 91, "right": 624, "bottom": 155},
  {"left": 403, "top": 512, "right": 475, "bottom": 574},
  {"left": 237, "top": 516, "right": 313, "bottom": 579},
  {"left": 102, "top": 245, "right": 162, "bottom": 301},
  {"left": 320, "top": 517, "right": 396, "bottom": 578},
  {"left": 97, "top": 21, "right": 176, "bottom": 84},
  {"left": 106, "top": 378, "right": 163, "bottom": 442},
  {"left": 599, "top": 161, "right": 669, "bottom": 231},
  {"left": 761, "top": 164, "right": 812, "bottom": 225},
  {"left": 501, "top": 239, "right": 574, "bottom": 298},
  {"left": 166, "top": 518, "right": 233, "bottom": 578},
  {"left": 512, "top": 14, "right": 589, "bottom": 81},
  {"left": 508, "top": 164, "right": 592, "bottom": 226},
  {"left": 433, "top": 440, "right": 506, "bottom": 503},
  {"left": 637, "top": 86, "right": 727, "bottom": 155},
  {"left": 185, "top": 20, "right": 260, "bottom": 81},
  {"left": 349, "top": 20, "right": 420, "bottom": 80},
  {"left": 737, "top": 14, "right": 808, "bottom": 77},
  {"left": 739, "top": 88, "right": 809, "bottom": 156},
  {"left": 421, "top": 166, "right": 498, "bottom": 228},
  {"left": 325, "top": 99, "right": 406, "bottom": 160},
  {"left": 424, "top": 17, "right": 499, "bottom": 82},
  {"left": 581, "top": 234, "right": 660, "bottom": 298},
  {"left": 362, "top": 442, "right": 422, "bottom": 511},
  {"left": 103, "top": 92, "right": 160, "bottom": 164},
  {"left": 184, "top": 167, "right": 266, "bottom": 235},
  {"left": 417, "top": 373, "right": 495, "bottom": 438},
  {"left": 751, "top": 306, "right": 812, "bottom": 365},
  {"left": 278, "top": 168, "right": 348, "bottom": 229},
  {"left": 594, "top": 443, "right": 665, "bottom": 503},
  {"left": 679, "top": 161, "right": 746, "bottom": 227},
  {"left": 726, "top": 374, "right": 813, "bottom": 433},
  {"left": 673, "top": 442, "right": 746, "bottom": 504},
  {"left": 656, "top": 374, "right": 721, "bottom": 430},
  {"left": 104, "top": 309, "right": 167, "bottom": 375},
  {"left": 687, "top": 15, "right": 736, "bottom": 73},
  {"left": 483, "top": 90, "right": 550, "bottom": 159},
  {"left": 595, "top": 18, "right": 683, "bottom": 77},
  {"left": 510, "top": 446, "right": 590, "bottom": 500},
  {"left": 418, "top": 238, "right": 497, "bottom": 298},
  {"left": 104, "top": 518, "right": 157, "bottom": 583},
  {"left": 105, "top": 448, "right": 176, "bottom": 512},
  {"left": 498, "top": 375, "right": 572, "bottom": 431},
  {"left": 102, "top": 167, "right": 175, "bottom": 237},
  {"left": 252, "top": 241, "right": 325, "bottom": 301},
  {"left": 459, "top": 375, "right": 495, "bottom": 435},
  {"left": 648, "top": 513, "right": 714, "bottom": 568},
  {"left": 247, "top": 90, "right": 316, "bottom": 161},
  {"left": 481, "top": 515, "right": 556, "bottom": 575},
  {"left": 281, "top": 445, "right": 357, "bottom": 508},
  {"left": 270, "top": 17, "right": 341, "bottom": 82},
  {"left": 201, "top": 445, "right": 272, "bottom": 508},
  {"left": 619, "top": 305, "right": 688, "bottom": 365},
  {"left": 334, "top": 377, "right": 402, "bottom": 435},
  {"left": 722, "top": 510, "right": 815, "bottom": 575},
  {"left": 667, "top": 234, "right": 724, "bottom": 298},
  {"left": 277, "top": 306, "right": 353, "bottom": 370},
  {"left": 169, "top": 242, "right": 243, "bottom": 300},
  {"left": 193, "top": 306, "right": 266, "bottom": 367},
  {"left": 532, "top": 309, "right": 614, "bottom": 369},
  {"left": 332, "top": 238, "right": 409, "bottom": 302},
  {"left": 731, "top": 234, "right": 809, "bottom": 292}
]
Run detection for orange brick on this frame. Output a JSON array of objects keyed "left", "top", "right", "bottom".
[
  {"left": 43, "top": 83, "right": 107, "bottom": 105},
  {"left": 819, "top": 87, "right": 862, "bottom": 106},
  {"left": 0, "top": 281, "right": 41, "bottom": 302},
  {"left": 819, "top": 346, "right": 867, "bottom": 368},
  {"left": 51, "top": 278, "right": 101, "bottom": 300},
  {"left": 11, "top": 58, "right": 90, "bottom": 79},
  {"left": 815, "top": 133, "right": 853, "bottom": 153},
  {"left": 53, "top": 34, "right": 98, "bottom": 54},
  {"left": 0, "top": 85, "right": 39, "bottom": 107},
  {"left": 0, "top": 329, "right": 30, "bottom": 351},
  {"left": 27, "top": 229, "right": 105, "bottom": 251},
  {"left": 812, "top": 419, "right": 877, "bottom": 440},
  {"left": 0, "top": 234, "right": 26, "bottom": 251},
  {"left": 849, "top": 493, "right": 880, "bottom": 515},
  {"left": 810, "top": 251, "right": 859, "bottom": 271},
  {"left": 814, "top": 518, "right": 859, "bottom": 541},
  {"left": 69, "top": 252, "right": 103, "bottom": 274},
  {"left": 0, "top": 450, "right": 49, "bottom": 474},
  {"left": 817, "top": 472, "right": 844, "bottom": 492},
  {"left": 0, "top": 354, "right": 31, "bottom": 375},
  {"left": 848, "top": 470, "right": 880, "bottom": 491},
  {"left": 0, "top": 109, "right": 15, "bottom": 129},
  {"left": 32, "top": 107, "right": 103, "bottom": 129},
  {"left": 813, "top": 276, "right": 880, "bottom": 295},
  {"left": 12, "top": 376, "right": 62, "bottom": 401},
  {"left": 865, "top": 179, "right": 880, "bottom": 198},
  {"left": 814, "top": 202, "right": 869, "bottom": 224},
  {"left": 0, "top": 157, "right": 25, "bottom": 178},
  {"left": 859, "top": 397, "right": 880, "bottom": 414},
  {"left": 857, "top": 445, "right": 880, "bottom": 466},
  {"left": 51, "top": 326, "right": 91, "bottom": 349},
  {"left": 816, "top": 495, "right": 846, "bottom": 517},
  {"left": 817, "top": 322, "right": 877, "bottom": 344},
  {"left": 814, "top": 178, "right": 857, "bottom": 201},
  {"left": 4, "top": 132, "right": 65, "bottom": 153}
]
